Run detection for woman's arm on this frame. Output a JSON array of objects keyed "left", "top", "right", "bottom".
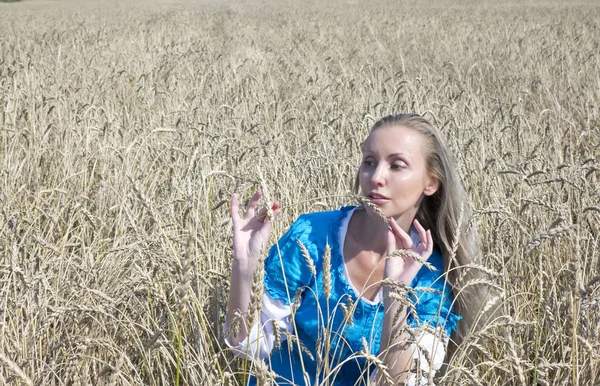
[
  {"left": 376, "top": 218, "right": 435, "bottom": 383},
  {"left": 225, "top": 292, "right": 293, "bottom": 360},
  {"left": 225, "top": 190, "right": 280, "bottom": 346},
  {"left": 376, "top": 302, "right": 448, "bottom": 385},
  {"left": 378, "top": 294, "right": 415, "bottom": 383},
  {"left": 225, "top": 257, "right": 258, "bottom": 346}
]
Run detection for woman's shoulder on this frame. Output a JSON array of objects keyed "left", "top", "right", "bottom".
[
  {"left": 427, "top": 248, "right": 445, "bottom": 272},
  {"left": 412, "top": 248, "right": 448, "bottom": 288},
  {"left": 410, "top": 247, "right": 462, "bottom": 334},
  {"left": 264, "top": 206, "right": 356, "bottom": 303},
  {"left": 270, "top": 205, "right": 356, "bottom": 257},
  {"left": 289, "top": 205, "right": 356, "bottom": 236}
]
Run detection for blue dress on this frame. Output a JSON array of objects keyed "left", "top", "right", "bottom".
[{"left": 257, "top": 206, "right": 461, "bottom": 385}]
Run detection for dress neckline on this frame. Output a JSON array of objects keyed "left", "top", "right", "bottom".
[
  {"left": 336, "top": 206, "right": 422, "bottom": 306},
  {"left": 338, "top": 207, "right": 383, "bottom": 305}
]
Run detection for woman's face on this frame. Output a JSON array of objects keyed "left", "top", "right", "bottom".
[{"left": 358, "top": 125, "right": 439, "bottom": 226}]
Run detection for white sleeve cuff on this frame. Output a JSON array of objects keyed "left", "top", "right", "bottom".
[
  {"left": 223, "top": 293, "right": 293, "bottom": 361},
  {"left": 371, "top": 326, "right": 447, "bottom": 385},
  {"left": 405, "top": 326, "right": 447, "bottom": 386}
]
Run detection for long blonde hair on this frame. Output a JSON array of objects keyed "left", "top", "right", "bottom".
[{"left": 357, "top": 113, "right": 490, "bottom": 358}]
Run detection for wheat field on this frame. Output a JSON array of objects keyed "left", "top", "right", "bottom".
[{"left": 0, "top": 0, "right": 599, "bottom": 384}]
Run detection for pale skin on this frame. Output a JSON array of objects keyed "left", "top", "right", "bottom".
[
  {"left": 226, "top": 125, "right": 440, "bottom": 383},
  {"left": 226, "top": 189, "right": 280, "bottom": 346}
]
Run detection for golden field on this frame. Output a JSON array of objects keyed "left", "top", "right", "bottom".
[{"left": 0, "top": 0, "right": 599, "bottom": 384}]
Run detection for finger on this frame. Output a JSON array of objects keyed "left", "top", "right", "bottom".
[
  {"left": 387, "top": 228, "right": 396, "bottom": 255},
  {"left": 231, "top": 193, "right": 240, "bottom": 227},
  {"left": 245, "top": 189, "right": 262, "bottom": 219},
  {"left": 271, "top": 201, "right": 281, "bottom": 219},
  {"left": 425, "top": 230, "right": 433, "bottom": 257},
  {"left": 259, "top": 211, "right": 276, "bottom": 241},
  {"left": 254, "top": 208, "right": 268, "bottom": 223},
  {"left": 413, "top": 219, "right": 428, "bottom": 249},
  {"left": 388, "top": 218, "right": 413, "bottom": 249},
  {"left": 264, "top": 202, "right": 281, "bottom": 223}
]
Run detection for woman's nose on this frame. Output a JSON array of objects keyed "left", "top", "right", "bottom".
[{"left": 371, "top": 165, "right": 386, "bottom": 187}]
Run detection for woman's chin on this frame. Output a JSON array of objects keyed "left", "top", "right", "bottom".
[{"left": 363, "top": 205, "right": 390, "bottom": 221}]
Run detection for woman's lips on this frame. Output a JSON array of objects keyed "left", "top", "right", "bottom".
[
  {"left": 368, "top": 193, "right": 389, "bottom": 205},
  {"left": 369, "top": 198, "right": 389, "bottom": 205}
]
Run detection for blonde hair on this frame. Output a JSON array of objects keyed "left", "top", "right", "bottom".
[{"left": 357, "top": 114, "right": 491, "bottom": 358}]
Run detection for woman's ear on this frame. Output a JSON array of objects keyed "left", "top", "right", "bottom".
[{"left": 424, "top": 176, "right": 440, "bottom": 196}]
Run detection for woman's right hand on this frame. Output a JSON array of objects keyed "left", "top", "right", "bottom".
[
  {"left": 384, "top": 218, "right": 432, "bottom": 285},
  {"left": 231, "top": 189, "right": 281, "bottom": 264}
]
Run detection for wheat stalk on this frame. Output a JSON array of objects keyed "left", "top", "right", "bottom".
[
  {"left": 387, "top": 249, "right": 437, "bottom": 272},
  {"left": 297, "top": 239, "right": 316, "bottom": 277},
  {"left": 322, "top": 242, "right": 332, "bottom": 300},
  {"left": 0, "top": 353, "right": 32, "bottom": 386},
  {"left": 356, "top": 195, "right": 391, "bottom": 229}
]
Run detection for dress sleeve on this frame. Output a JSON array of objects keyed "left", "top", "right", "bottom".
[
  {"left": 223, "top": 292, "right": 293, "bottom": 360},
  {"left": 409, "top": 250, "right": 462, "bottom": 338},
  {"left": 405, "top": 327, "right": 448, "bottom": 386},
  {"left": 370, "top": 326, "right": 448, "bottom": 386},
  {"left": 224, "top": 214, "right": 316, "bottom": 359},
  {"left": 263, "top": 214, "right": 317, "bottom": 305}
]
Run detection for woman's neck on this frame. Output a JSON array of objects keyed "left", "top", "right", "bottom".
[
  {"left": 350, "top": 208, "right": 389, "bottom": 254},
  {"left": 351, "top": 207, "right": 414, "bottom": 254}
]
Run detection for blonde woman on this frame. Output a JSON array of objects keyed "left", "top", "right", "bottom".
[{"left": 225, "top": 114, "right": 482, "bottom": 385}]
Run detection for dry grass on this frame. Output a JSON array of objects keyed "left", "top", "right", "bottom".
[{"left": 1, "top": 0, "right": 599, "bottom": 384}]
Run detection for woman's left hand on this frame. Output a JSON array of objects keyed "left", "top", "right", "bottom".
[{"left": 384, "top": 218, "right": 433, "bottom": 285}]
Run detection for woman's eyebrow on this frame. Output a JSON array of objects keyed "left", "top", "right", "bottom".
[
  {"left": 388, "top": 152, "right": 411, "bottom": 159},
  {"left": 362, "top": 151, "right": 412, "bottom": 159}
]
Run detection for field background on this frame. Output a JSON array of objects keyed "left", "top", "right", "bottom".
[{"left": 1, "top": 0, "right": 599, "bottom": 385}]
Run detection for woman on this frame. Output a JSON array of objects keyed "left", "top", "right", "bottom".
[{"left": 225, "top": 114, "right": 480, "bottom": 385}]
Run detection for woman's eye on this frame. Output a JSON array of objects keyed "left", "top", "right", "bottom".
[
  {"left": 391, "top": 162, "right": 406, "bottom": 170},
  {"left": 363, "top": 159, "right": 375, "bottom": 166}
]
